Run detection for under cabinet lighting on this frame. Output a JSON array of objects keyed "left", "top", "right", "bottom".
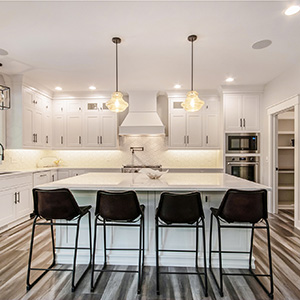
[
  {"left": 225, "top": 77, "right": 234, "bottom": 82},
  {"left": 174, "top": 84, "right": 181, "bottom": 89},
  {"left": 55, "top": 86, "right": 62, "bottom": 91},
  {"left": 89, "top": 86, "right": 96, "bottom": 90}
]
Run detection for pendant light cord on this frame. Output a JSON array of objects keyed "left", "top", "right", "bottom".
[
  {"left": 191, "top": 39, "right": 194, "bottom": 91},
  {"left": 116, "top": 41, "right": 119, "bottom": 92}
]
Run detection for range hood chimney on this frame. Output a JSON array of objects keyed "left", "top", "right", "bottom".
[{"left": 119, "top": 91, "right": 165, "bottom": 136}]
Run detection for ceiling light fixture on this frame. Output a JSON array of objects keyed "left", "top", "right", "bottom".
[
  {"left": 181, "top": 35, "right": 204, "bottom": 112},
  {"left": 285, "top": 5, "right": 300, "bottom": 15},
  {"left": 89, "top": 86, "right": 96, "bottom": 90},
  {"left": 105, "top": 37, "right": 128, "bottom": 113},
  {"left": 55, "top": 86, "right": 62, "bottom": 91},
  {"left": 252, "top": 40, "right": 272, "bottom": 50},
  {"left": 225, "top": 77, "right": 234, "bottom": 82}
]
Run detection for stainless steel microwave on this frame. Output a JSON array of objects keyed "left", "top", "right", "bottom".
[{"left": 226, "top": 133, "right": 259, "bottom": 153}]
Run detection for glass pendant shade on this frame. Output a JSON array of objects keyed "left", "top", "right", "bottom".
[
  {"left": 0, "top": 85, "right": 11, "bottom": 110},
  {"left": 106, "top": 91, "right": 128, "bottom": 112},
  {"left": 181, "top": 90, "right": 204, "bottom": 112}
]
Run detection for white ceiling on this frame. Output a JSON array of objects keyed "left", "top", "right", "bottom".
[{"left": 0, "top": 0, "right": 299, "bottom": 93}]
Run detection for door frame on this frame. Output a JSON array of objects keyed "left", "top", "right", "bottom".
[{"left": 267, "top": 94, "right": 300, "bottom": 229}]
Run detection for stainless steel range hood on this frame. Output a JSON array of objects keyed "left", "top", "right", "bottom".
[{"left": 119, "top": 91, "right": 165, "bottom": 136}]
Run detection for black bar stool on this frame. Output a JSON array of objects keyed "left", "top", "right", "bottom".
[
  {"left": 91, "top": 190, "right": 145, "bottom": 294},
  {"left": 155, "top": 191, "right": 208, "bottom": 296},
  {"left": 27, "top": 188, "right": 92, "bottom": 292},
  {"left": 209, "top": 189, "right": 274, "bottom": 299}
]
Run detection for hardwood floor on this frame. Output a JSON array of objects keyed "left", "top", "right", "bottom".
[{"left": 0, "top": 210, "right": 299, "bottom": 300}]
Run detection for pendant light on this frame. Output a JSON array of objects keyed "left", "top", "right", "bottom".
[
  {"left": 106, "top": 37, "right": 128, "bottom": 113},
  {"left": 0, "top": 85, "right": 11, "bottom": 110},
  {"left": 181, "top": 35, "right": 204, "bottom": 112}
]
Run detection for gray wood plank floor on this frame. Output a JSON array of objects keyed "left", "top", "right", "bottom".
[{"left": 0, "top": 209, "right": 299, "bottom": 300}]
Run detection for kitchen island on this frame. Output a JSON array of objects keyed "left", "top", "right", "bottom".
[{"left": 36, "top": 172, "right": 270, "bottom": 268}]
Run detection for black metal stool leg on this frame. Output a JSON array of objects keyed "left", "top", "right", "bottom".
[
  {"left": 249, "top": 224, "right": 255, "bottom": 270},
  {"left": 27, "top": 217, "right": 56, "bottom": 291},
  {"left": 137, "top": 217, "right": 143, "bottom": 294},
  {"left": 91, "top": 215, "right": 98, "bottom": 291},
  {"left": 71, "top": 217, "right": 81, "bottom": 291},
  {"left": 266, "top": 220, "right": 274, "bottom": 299},
  {"left": 202, "top": 218, "right": 208, "bottom": 297},
  {"left": 217, "top": 218, "right": 224, "bottom": 297},
  {"left": 155, "top": 217, "right": 160, "bottom": 295},
  {"left": 209, "top": 213, "right": 213, "bottom": 270}
]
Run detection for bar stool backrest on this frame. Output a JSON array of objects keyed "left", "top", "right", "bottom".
[
  {"left": 96, "top": 190, "right": 142, "bottom": 221},
  {"left": 157, "top": 192, "right": 204, "bottom": 224},
  {"left": 217, "top": 189, "right": 268, "bottom": 223},
  {"left": 33, "top": 188, "right": 83, "bottom": 221}
]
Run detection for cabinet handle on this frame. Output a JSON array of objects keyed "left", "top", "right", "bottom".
[
  {"left": 240, "top": 118, "right": 242, "bottom": 128},
  {"left": 40, "top": 174, "right": 47, "bottom": 177},
  {"left": 61, "top": 136, "right": 63, "bottom": 144},
  {"left": 17, "top": 192, "right": 20, "bottom": 203},
  {"left": 184, "top": 135, "right": 186, "bottom": 144},
  {"left": 100, "top": 136, "right": 102, "bottom": 144},
  {"left": 14, "top": 192, "right": 17, "bottom": 204},
  {"left": 79, "top": 136, "right": 81, "bottom": 144},
  {"left": 187, "top": 135, "right": 189, "bottom": 144},
  {"left": 243, "top": 118, "right": 246, "bottom": 127},
  {"left": 97, "top": 136, "right": 100, "bottom": 144},
  {"left": 33, "top": 134, "right": 35, "bottom": 143},
  {"left": 205, "top": 196, "right": 208, "bottom": 202},
  {"left": 52, "top": 175, "right": 55, "bottom": 181},
  {"left": 61, "top": 107, "right": 63, "bottom": 112},
  {"left": 35, "top": 134, "right": 38, "bottom": 143},
  {"left": 206, "top": 135, "right": 208, "bottom": 144},
  {"left": 46, "top": 136, "right": 48, "bottom": 144}
]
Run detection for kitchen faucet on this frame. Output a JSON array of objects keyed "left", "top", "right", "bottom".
[{"left": 0, "top": 143, "right": 4, "bottom": 161}]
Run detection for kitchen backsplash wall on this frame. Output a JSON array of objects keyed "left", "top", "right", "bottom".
[{"left": 0, "top": 136, "right": 222, "bottom": 170}]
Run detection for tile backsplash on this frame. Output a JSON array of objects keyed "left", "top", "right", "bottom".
[{"left": 0, "top": 136, "right": 222, "bottom": 170}]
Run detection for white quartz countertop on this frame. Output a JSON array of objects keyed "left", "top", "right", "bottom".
[{"left": 36, "top": 172, "right": 271, "bottom": 192}]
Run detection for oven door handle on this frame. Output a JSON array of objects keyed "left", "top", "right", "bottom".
[{"left": 227, "top": 162, "right": 259, "bottom": 166}]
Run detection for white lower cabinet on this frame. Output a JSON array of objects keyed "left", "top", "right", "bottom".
[
  {"left": 33, "top": 171, "right": 51, "bottom": 186},
  {"left": 0, "top": 174, "right": 33, "bottom": 230}
]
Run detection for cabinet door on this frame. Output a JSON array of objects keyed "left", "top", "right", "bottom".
[
  {"left": 169, "top": 113, "right": 186, "bottom": 147},
  {"left": 15, "top": 185, "right": 32, "bottom": 219},
  {"left": 186, "top": 113, "right": 203, "bottom": 147},
  {"left": 224, "top": 95, "right": 243, "bottom": 132},
  {"left": 0, "top": 189, "right": 15, "bottom": 227},
  {"left": 204, "top": 113, "right": 220, "bottom": 148},
  {"left": 84, "top": 114, "right": 100, "bottom": 147},
  {"left": 101, "top": 114, "right": 117, "bottom": 147},
  {"left": 67, "top": 115, "right": 83, "bottom": 147},
  {"left": 34, "top": 110, "right": 43, "bottom": 147},
  {"left": 43, "top": 114, "right": 52, "bottom": 147},
  {"left": 53, "top": 115, "right": 66, "bottom": 148},
  {"left": 23, "top": 106, "right": 34, "bottom": 146},
  {"left": 242, "top": 95, "right": 260, "bottom": 131}
]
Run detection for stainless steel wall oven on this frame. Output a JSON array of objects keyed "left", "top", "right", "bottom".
[{"left": 226, "top": 156, "right": 260, "bottom": 183}]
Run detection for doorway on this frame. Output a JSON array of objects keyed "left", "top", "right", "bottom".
[{"left": 267, "top": 94, "right": 300, "bottom": 229}]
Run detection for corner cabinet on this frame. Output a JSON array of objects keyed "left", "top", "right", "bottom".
[
  {"left": 168, "top": 96, "right": 220, "bottom": 149},
  {"left": 224, "top": 94, "right": 260, "bottom": 132}
]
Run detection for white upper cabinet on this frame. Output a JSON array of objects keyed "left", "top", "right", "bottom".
[
  {"left": 83, "top": 100, "right": 117, "bottom": 148},
  {"left": 168, "top": 96, "right": 220, "bottom": 149},
  {"left": 22, "top": 87, "right": 52, "bottom": 148},
  {"left": 224, "top": 94, "right": 260, "bottom": 132}
]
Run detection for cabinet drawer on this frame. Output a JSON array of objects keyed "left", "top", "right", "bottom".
[{"left": 0, "top": 173, "right": 32, "bottom": 190}]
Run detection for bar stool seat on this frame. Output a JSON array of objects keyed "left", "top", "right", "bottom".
[
  {"left": 91, "top": 190, "right": 145, "bottom": 294},
  {"left": 209, "top": 189, "right": 274, "bottom": 299},
  {"left": 155, "top": 191, "right": 208, "bottom": 297},
  {"left": 27, "top": 188, "right": 92, "bottom": 292}
]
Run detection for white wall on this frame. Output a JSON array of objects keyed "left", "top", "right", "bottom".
[{"left": 261, "top": 62, "right": 300, "bottom": 185}]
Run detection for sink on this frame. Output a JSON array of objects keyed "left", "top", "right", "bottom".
[{"left": 0, "top": 171, "right": 18, "bottom": 176}]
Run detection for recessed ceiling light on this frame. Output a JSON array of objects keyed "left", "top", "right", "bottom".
[
  {"left": 174, "top": 84, "right": 181, "bottom": 89},
  {"left": 285, "top": 5, "right": 300, "bottom": 16},
  {"left": 225, "top": 77, "right": 234, "bottom": 82},
  {"left": 55, "top": 86, "right": 62, "bottom": 91},
  {"left": 89, "top": 86, "right": 96, "bottom": 90},
  {"left": 0, "top": 49, "right": 8, "bottom": 56},
  {"left": 252, "top": 40, "right": 272, "bottom": 50}
]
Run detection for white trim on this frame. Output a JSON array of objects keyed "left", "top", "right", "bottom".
[{"left": 267, "top": 94, "right": 300, "bottom": 229}]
